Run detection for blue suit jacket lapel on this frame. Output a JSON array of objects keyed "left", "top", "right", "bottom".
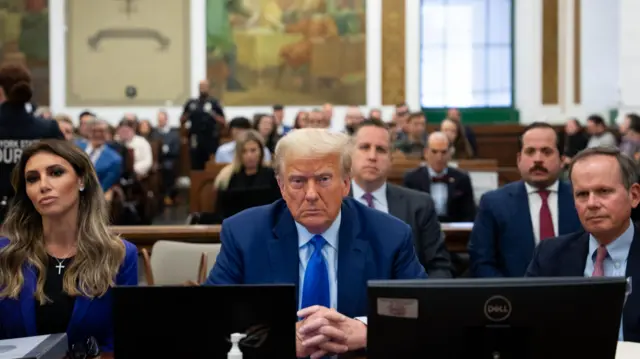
[
  {"left": 557, "top": 182, "right": 576, "bottom": 234},
  {"left": 271, "top": 208, "right": 301, "bottom": 305},
  {"left": 511, "top": 182, "right": 535, "bottom": 252},
  {"left": 336, "top": 201, "right": 367, "bottom": 317},
  {"left": 19, "top": 266, "right": 93, "bottom": 337},
  {"left": 19, "top": 266, "right": 37, "bottom": 336}
]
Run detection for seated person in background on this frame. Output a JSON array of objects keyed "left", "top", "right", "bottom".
[
  {"left": 394, "top": 112, "right": 427, "bottom": 158},
  {"left": 619, "top": 113, "right": 640, "bottom": 160},
  {"left": 469, "top": 122, "right": 582, "bottom": 277},
  {"left": 117, "top": 119, "right": 153, "bottom": 179},
  {"left": 349, "top": 119, "right": 452, "bottom": 277},
  {"left": 0, "top": 140, "right": 138, "bottom": 352},
  {"left": 77, "top": 119, "right": 122, "bottom": 192},
  {"left": 216, "top": 117, "right": 272, "bottom": 163},
  {"left": 527, "top": 147, "right": 640, "bottom": 343},
  {"left": 562, "top": 118, "right": 589, "bottom": 166},
  {"left": 206, "top": 128, "right": 427, "bottom": 358},
  {"left": 213, "top": 130, "right": 279, "bottom": 216},
  {"left": 54, "top": 114, "right": 75, "bottom": 141},
  {"left": 404, "top": 132, "right": 476, "bottom": 223},
  {"left": 587, "top": 114, "right": 618, "bottom": 148},
  {"left": 254, "top": 113, "right": 280, "bottom": 155},
  {"left": 440, "top": 118, "right": 474, "bottom": 159}
]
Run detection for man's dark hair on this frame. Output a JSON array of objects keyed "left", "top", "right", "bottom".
[
  {"left": 627, "top": 113, "right": 640, "bottom": 133},
  {"left": 229, "top": 117, "right": 252, "bottom": 130},
  {"left": 118, "top": 119, "right": 136, "bottom": 129},
  {"left": 407, "top": 112, "right": 425, "bottom": 123},
  {"left": 354, "top": 119, "right": 394, "bottom": 151},
  {"left": 587, "top": 114, "right": 606, "bottom": 127},
  {"left": 79, "top": 111, "right": 95, "bottom": 120},
  {"left": 272, "top": 104, "right": 284, "bottom": 111},
  {"left": 356, "top": 118, "right": 388, "bottom": 131},
  {"left": 517, "top": 122, "right": 560, "bottom": 152},
  {"left": 569, "top": 146, "right": 639, "bottom": 190}
]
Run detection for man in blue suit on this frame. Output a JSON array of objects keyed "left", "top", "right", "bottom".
[
  {"left": 206, "top": 128, "right": 427, "bottom": 358},
  {"left": 77, "top": 119, "right": 122, "bottom": 191},
  {"left": 469, "top": 122, "right": 582, "bottom": 277},
  {"left": 527, "top": 147, "right": 640, "bottom": 342}
]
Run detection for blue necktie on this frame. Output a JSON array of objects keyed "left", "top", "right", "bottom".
[{"left": 300, "top": 235, "right": 330, "bottom": 309}]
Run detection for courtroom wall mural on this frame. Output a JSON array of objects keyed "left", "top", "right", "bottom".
[
  {"left": 66, "top": 0, "right": 191, "bottom": 107},
  {"left": 0, "top": 0, "right": 49, "bottom": 105},
  {"left": 206, "top": 0, "right": 367, "bottom": 106}
]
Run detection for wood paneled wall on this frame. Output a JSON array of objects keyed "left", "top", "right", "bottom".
[
  {"left": 542, "top": 0, "right": 560, "bottom": 105},
  {"left": 574, "top": 0, "right": 581, "bottom": 104},
  {"left": 381, "top": 0, "right": 405, "bottom": 105}
]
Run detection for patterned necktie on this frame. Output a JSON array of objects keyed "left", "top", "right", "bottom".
[
  {"left": 432, "top": 175, "right": 448, "bottom": 184},
  {"left": 300, "top": 235, "right": 330, "bottom": 310},
  {"left": 362, "top": 192, "right": 375, "bottom": 208},
  {"left": 592, "top": 245, "right": 608, "bottom": 277},
  {"left": 538, "top": 190, "right": 555, "bottom": 240}
]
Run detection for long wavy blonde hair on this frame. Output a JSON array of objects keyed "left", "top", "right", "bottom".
[
  {"left": 0, "top": 140, "right": 125, "bottom": 304},
  {"left": 214, "top": 130, "right": 268, "bottom": 190}
]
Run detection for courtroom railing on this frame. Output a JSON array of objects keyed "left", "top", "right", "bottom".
[{"left": 111, "top": 223, "right": 471, "bottom": 253}]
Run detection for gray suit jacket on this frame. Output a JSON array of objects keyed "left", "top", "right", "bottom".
[{"left": 349, "top": 183, "right": 453, "bottom": 278}]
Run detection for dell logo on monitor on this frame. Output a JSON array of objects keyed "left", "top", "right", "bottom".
[{"left": 484, "top": 295, "right": 512, "bottom": 322}]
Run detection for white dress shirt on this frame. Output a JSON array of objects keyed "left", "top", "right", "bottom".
[
  {"left": 351, "top": 180, "right": 388, "bottom": 213},
  {"left": 125, "top": 135, "right": 153, "bottom": 177},
  {"left": 84, "top": 144, "right": 104, "bottom": 164},
  {"left": 524, "top": 180, "right": 559, "bottom": 244}
]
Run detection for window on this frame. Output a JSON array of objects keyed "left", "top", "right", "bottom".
[{"left": 420, "top": 0, "right": 513, "bottom": 108}]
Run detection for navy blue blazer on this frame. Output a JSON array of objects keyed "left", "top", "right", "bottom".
[
  {"left": 526, "top": 226, "right": 640, "bottom": 342},
  {"left": 77, "top": 142, "right": 123, "bottom": 191},
  {"left": 0, "top": 238, "right": 138, "bottom": 352},
  {"left": 206, "top": 197, "right": 427, "bottom": 318},
  {"left": 468, "top": 180, "right": 582, "bottom": 277}
]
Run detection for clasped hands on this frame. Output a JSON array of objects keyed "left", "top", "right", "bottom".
[{"left": 296, "top": 305, "right": 367, "bottom": 359}]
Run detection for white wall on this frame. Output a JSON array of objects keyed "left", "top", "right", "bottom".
[
  {"left": 49, "top": 0, "right": 394, "bottom": 130},
  {"left": 581, "top": 0, "right": 620, "bottom": 117},
  {"left": 616, "top": 0, "right": 640, "bottom": 123}
]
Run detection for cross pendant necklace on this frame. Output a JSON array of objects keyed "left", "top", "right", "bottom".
[{"left": 55, "top": 259, "right": 66, "bottom": 275}]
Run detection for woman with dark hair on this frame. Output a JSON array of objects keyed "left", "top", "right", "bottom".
[
  {"left": 254, "top": 113, "right": 279, "bottom": 154},
  {"left": 0, "top": 64, "right": 64, "bottom": 223},
  {"left": 0, "top": 139, "right": 138, "bottom": 354}
]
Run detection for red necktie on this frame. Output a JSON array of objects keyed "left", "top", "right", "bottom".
[
  {"left": 592, "top": 245, "right": 608, "bottom": 277},
  {"left": 538, "top": 190, "right": 555, "bottom": 240}
]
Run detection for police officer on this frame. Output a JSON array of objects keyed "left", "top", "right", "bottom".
[
  {"left": 181, "top": 79, "right": 225, "bottom": 170},
  {"left": 0, "top": 64, "right": 64, "bottom": 223}
]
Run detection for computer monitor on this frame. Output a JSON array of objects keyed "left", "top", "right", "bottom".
[
  {"left": 217, "top": 186, "right": 282, "bottom": 219},
  {"left": 367, "top": 277, "right": 627, "bottom": 359},
  {"left": 113, "top": 285, "right": 296, "bottom": 359}
]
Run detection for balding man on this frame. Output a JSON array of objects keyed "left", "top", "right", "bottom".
[
  {"left": 404, "top": 132, "right": 476, "bottom": 223},
  {"left": 181, "top": 79, "right": 226, "bottom": 170}
]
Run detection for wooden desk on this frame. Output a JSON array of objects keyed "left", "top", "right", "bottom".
[{"left": 111, "top": 224, "right": 471, "bottom": 254}]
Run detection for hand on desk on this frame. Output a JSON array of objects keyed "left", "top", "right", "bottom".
[{"left": 296, "top": 306, "right": 367, "bottom": 359}]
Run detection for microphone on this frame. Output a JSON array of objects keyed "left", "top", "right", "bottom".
[{"left": 67, "top": 337, "right": 100, "bottom": 359}]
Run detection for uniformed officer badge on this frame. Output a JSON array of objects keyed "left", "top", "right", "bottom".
[
  {"left": 189, "top": 102, "right": 197, "bottom": 111},
  {"left": 204, "top": 102, "right": 212, "bottom": 113}
]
